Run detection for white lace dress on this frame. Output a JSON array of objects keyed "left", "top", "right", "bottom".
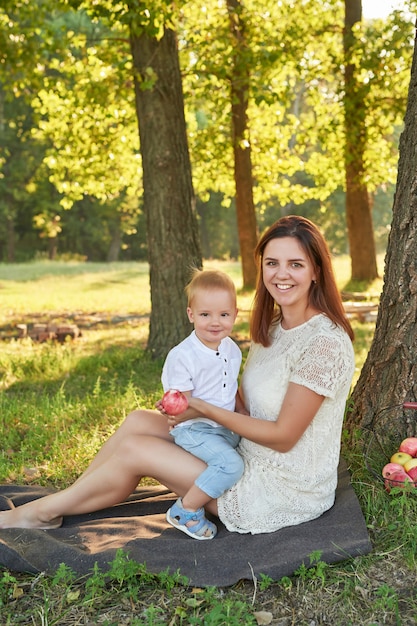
[{"left": 217, "top": 314, "right": 355, "bottom": 534}]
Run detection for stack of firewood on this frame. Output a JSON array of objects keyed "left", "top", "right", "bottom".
[{"left": 16, "top": 322, "right": 81, "bottom": 342}]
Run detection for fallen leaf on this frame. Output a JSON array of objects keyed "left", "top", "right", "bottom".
[
  {"left": 66, "top": 589, "right": 81, "bottom": 603},
  {"left": 12, "top": 584, "right": 24, "bottom": 599},
  {"left": 254, "top": 610, "right": 273, "bottom": 625}
]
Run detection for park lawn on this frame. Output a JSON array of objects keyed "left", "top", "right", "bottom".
[{"left": 1, "top": 258, "right": 416, "bottom": 625}]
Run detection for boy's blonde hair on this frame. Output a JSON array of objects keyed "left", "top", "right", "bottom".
[{"left": 185, "top": 268, "right": 237, "bottom": 306}]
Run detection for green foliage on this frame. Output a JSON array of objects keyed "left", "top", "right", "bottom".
[
  {"left": 1, "top": 0, "right": 414, "bottom": 263},
  {"left": 51, "top": 563, "right": 77, "bottom": 587},
  {"left": 0, "top": 571, "right": 18, "bottom": 607},
  {"left": 293, "top": 550, "right": 328, "bottom": 586},
  {"left": 257, "top": 573, "right": 274, "bottom": 591},
  {"left": 373, "top": 584, "right": 401, "bottom": 625}
]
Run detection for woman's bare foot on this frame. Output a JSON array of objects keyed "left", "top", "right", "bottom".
[{"left": 0, "top": 503, "right": 63, "bottom": 530}]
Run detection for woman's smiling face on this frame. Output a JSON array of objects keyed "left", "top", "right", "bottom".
[{"left": 262, "top": 236, "right": 317, "bottom": 314}]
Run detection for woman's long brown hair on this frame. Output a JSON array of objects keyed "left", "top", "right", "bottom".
[{"left": 250, "top": 215, "right": 354, "bottom": 346}]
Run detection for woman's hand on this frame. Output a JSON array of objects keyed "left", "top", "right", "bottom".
[
  {"left": 156, "top": 392, "right": 198, "bottom": 428},
  {"left": 164, "top": 407, "right": 194, "bottom": 428}
]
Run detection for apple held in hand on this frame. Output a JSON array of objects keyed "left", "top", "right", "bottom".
[
  {"left": 399, "top": 437, "right": 417, "bottom": 457},
  {"left": 161, "top": 389, "right": 189, "bottom": 415}
]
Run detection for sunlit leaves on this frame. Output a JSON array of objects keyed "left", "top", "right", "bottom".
[
  {"left": 180, "top": 0, "right": 414, "bottom": 208},
  {"left": 1, "top": 0, "right": 415, "bottom": 227},
  {"left": 29, "top": 13, "right": 141, "bottom": 208},
  {"left": 181, "top": 0, "right": 346, "bottom": 206}
]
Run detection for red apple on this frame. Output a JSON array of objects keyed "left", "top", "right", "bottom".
[
  {"left": 399, "top": 437, "right": 417, "bottom": 457},
  {"left": 384, "top": 469, "right": 413, "bottom": 492},
  {"left": 406, "top": 466, "right": 417, "bottom": 482},
  {"left": 390, "top": 451, "right": 412, "bottom": 466},
  {"left": 161, "top": 389, "right": 189, "bottom": 415},
  {"left": 381, "top": 462, "right": 404, "bottom": 478}
]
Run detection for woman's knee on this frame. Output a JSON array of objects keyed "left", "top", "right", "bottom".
[{"left": 123, "top": 408, "right": 169, "bottom": 438}]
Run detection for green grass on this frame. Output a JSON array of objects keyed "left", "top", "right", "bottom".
[
  {"left": 0, "top": 261, "right": 151, "bottom": 321},
  {"left": 0, "top": 259, "right": 416, "bottom": 625}
]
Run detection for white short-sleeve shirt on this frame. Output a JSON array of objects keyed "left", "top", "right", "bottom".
[{"left": 161, "top": 330, "right": 242, "bottom": 428}]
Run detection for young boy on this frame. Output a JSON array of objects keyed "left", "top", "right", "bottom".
[{"left": 161, "top": 268, "right": 245, "bottom": 540}]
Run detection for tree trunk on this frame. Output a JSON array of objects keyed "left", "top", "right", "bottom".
[
  {"left": 344, "top": 0, "right": 378, "bottom": 281},
  {"left": 346, "top": 32, "right": 417, "bottom": 432},
  {"left": 130, "top": 27, "right": 202, "bottom": 359},
  {"left": 6, "top": 213, "right": 15, "bottom": 262},
  {"left": 106, "top": 222, "right": 121, "bottom": 262},
  {"left": 196, "top": 200, "right": 212, "bottom": 259},
  {"left": 48, "top": 237, "right": 57, "bottom": 260},
  {"left": 227, "top": 0, "right": 258, "bottom": 289}
]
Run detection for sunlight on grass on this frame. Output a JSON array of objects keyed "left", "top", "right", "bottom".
[
  {"left": 0, "top": 259, "right": 378, "bottom": 368},
  {"left": 0, "top": 262, "right": 151, "bottom": 321},
  {"left": 333, "top": 253, "right": 385, "bottom": 298}
]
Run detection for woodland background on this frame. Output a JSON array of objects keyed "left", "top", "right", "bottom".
[{"left": 0, "top": 0, "right": 414, "bottom": 266}]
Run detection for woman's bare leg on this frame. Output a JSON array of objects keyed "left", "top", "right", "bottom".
[
  {"left": 0, "top": 421, "right": 218, "bottom": 529},
  {"left": 75, "top": 408, "right": 171, "bottom": 482}
]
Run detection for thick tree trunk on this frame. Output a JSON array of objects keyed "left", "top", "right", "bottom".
[
  {"left": 227, "top": 0, "right": 258, "bottom": 289},
  {"left": 346, "top": 34, "right": 417, "bottom": 432},
  {"left": 130, "top": 28, "right": 202, "bottom": 359},
  {"left": 344, "top": 0, "right": 378, "bottom": 281}
]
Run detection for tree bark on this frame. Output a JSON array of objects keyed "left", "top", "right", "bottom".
[
  {"left": 346, "top": 32, "right": 417, "bottom": 432},
  {"left": 106, "top": 223, "right": 121, "bottom": 262},
  {"left": 6, "top": 212, "right": 15, "bottom": 262},
  {"left": 344, "top": 0, "right": 378, "bottom": 281},
  {"left": 130, "top": 27, "right": 202, "bottom": 359},
  {"left": 227, "top": 0, "right": 258, "bottom": 289}
]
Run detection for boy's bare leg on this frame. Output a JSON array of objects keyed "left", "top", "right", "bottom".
[{"left": 182, "top": 484, "right": 212, "bottom": 512}]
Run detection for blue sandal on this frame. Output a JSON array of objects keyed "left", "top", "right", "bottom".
[{"left": 166, "top": 498, "right": 217, "bottom": 540}]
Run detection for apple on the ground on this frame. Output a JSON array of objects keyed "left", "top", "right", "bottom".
[
  {"left": 390, "top": 451, "right": 413, "bottom": 466},
  {"left": 381, "top": 462, "right": 404, "bottom": 478},
  {"left": 399, "top": 436, "right": 417, "bottom": 457},
  {"left": 384, "top": 469, "right": 414, "bottom": 492},
  {"left": 404, "top": 457, "right": 417, "bottom": 473},
  {"left": 406, "top": 465, "right": 417, "bottom": 482}
]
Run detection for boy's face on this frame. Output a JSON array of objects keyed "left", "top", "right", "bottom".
[{"left": 187, "top": 288, "right": 238, "bottom": 350}]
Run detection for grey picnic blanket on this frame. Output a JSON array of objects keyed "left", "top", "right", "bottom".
[{"left": 0, "top": 459, "right": 371, "bottom": 587}]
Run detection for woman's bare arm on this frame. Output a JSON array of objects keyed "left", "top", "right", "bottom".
[{"left": 168, "top": 383, "right": 324, "bottom": 453}]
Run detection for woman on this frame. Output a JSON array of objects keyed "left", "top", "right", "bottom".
[{"left": 0, "top": 216, "right": 355, "bottom": 535}]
